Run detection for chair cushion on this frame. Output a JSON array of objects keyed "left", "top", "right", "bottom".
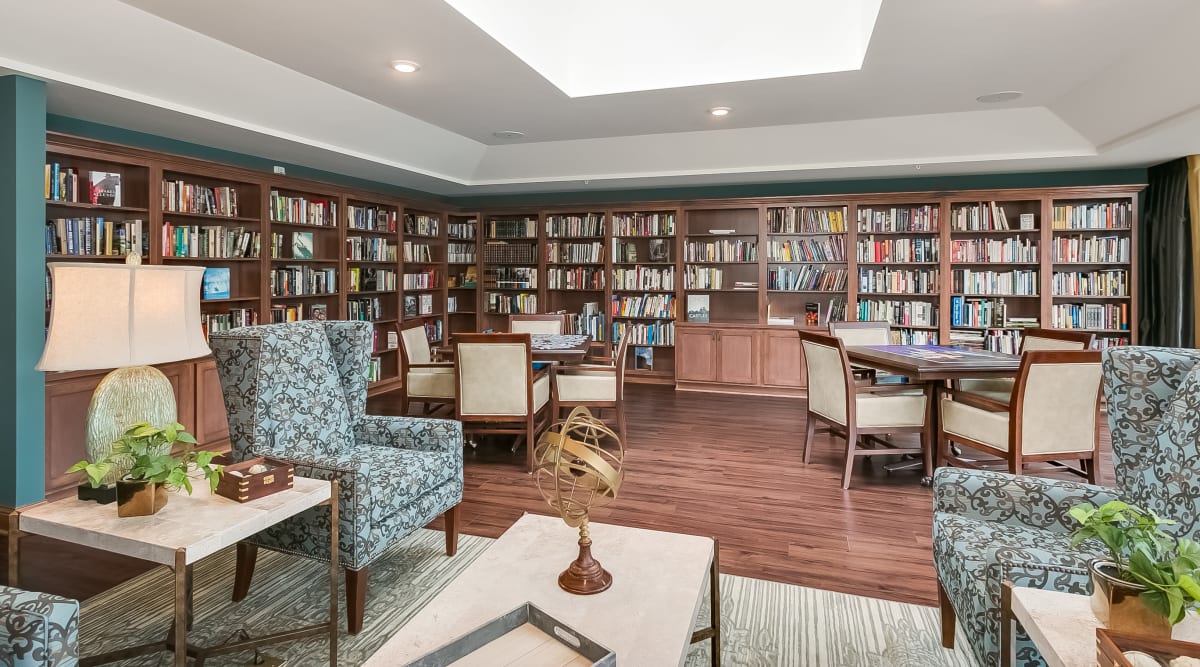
[
  {"left": 855, "top": 394, "right": 927, "bottom": 428},
  {"left": 0, "top": 585, "right": 79, "bottom": 666},
  {"left": 941, "top": 398, "right": 1009, "bottom": 450},
  {"left": 407, "top": 368, "right": 454, "bottom": 399},
  {"left": 354, "top": 446, "right": 459, "bottom": 522},
  {"left": 534, "top": 373, "right": 550, "bottom": 411},
  {"left": 555, "top": 371, "right": 617, "bottom": 402}
]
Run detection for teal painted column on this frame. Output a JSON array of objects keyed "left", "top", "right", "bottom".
[{"left": 0, "top": 75, "right": 46, "bottom": 507}]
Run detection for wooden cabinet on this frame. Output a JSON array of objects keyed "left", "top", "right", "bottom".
[
  {"left": 716, "top": 330, "right": 757, "bottom": 384},
  {"left": 192, "top": 359, "right": 230, "bottom": 450},
  {"left": 676, "top": 329, "right": 718, "bottom": 382},
  {"left": 762, "top": 330, "right": 805, "bottom": 388},
  {"left": 676, "top": 324, "right": 797, "bottom": 395}
]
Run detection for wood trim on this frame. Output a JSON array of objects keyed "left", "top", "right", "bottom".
[{"left": 1017, "top": 327, "right": 1095, "bottom": 351}]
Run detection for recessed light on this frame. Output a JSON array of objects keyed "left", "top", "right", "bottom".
[
  {"left": 976, "top": 91, "right": 1022, "bottom": 104},
  {"left": 390, "top": 60, "right": 421, "bottom": 73},
  {"left": 709, "top": 106, "right": 732, "bottom": 117},
  {"left": 492, "top": 130, "right": 525, "bottom": 140}
]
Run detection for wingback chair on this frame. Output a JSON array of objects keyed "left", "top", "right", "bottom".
[
  {"left": 210, "top": 320, "right": 464, "bottom": 635},
  {"left": 933, "top": 346, "right": 1200, "bottom": 667},
  {"left": 0, "top": 585, "right": 79, "bottom": 666}
]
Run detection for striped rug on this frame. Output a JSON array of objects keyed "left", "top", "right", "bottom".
[{"left": 80, "top": 529, "right": 978, "bottom": 666}]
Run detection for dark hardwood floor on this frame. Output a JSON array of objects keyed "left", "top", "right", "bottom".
[{"left": 9, "top": 383, "right": 1112, "bottom": 609}]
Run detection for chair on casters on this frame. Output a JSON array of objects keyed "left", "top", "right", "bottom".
[
  {"left": 398, "top": 319, "right": 455, "bottom": 416},
  {"left": 956, "top": 327, "right": 1095, "bottom": 402},
  {"left": 551, "top": 328, "right": 631, "bottom": 443},
  {"left": 510, "top": 313, "right": 565, "bottom": 335},
  {"left": 210, "top": 321, "right": 464, "bottom": 635}
]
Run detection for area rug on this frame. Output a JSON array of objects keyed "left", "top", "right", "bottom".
[{"left": 81, "top": 529, "right": 979, "bottom": 666}]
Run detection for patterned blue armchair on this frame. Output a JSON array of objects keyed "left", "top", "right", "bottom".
[
  {"left": 933, "top": 346, "right": 1200, "bottom": 667},
  {"left": 0, "top": 585, "right": 79, "bottom": 666},
  {"left": 210, "top": 320, "right": 464, "bottom": 635}
]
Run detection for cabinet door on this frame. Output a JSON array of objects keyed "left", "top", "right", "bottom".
[
  {"left": 44, "top": 374, "right": 104, "bottom": 498},
  {"left": 193, "top": 359, "right": 231, "bottom": 450},
  {"left": 717, "top": 330, "right": 758, "bottom": 385},
  {"left": 157, "top": 361, "right": 196, "bottom": 432},
  {"left": 763, "top": 331, "right": 805, "bottom": 387},
  {"left": 676, "top": 330, "right": 718, "bottom": 382}
]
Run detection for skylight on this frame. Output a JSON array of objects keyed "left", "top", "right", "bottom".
[{"left": 442, "top": 0, "right": 883, "bottom": 97}]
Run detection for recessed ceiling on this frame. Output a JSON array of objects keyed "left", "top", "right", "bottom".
[{"left": 440, "top": 0, "right": 883, "bottom": 97}]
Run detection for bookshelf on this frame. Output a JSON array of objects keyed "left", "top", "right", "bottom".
[
  {"left": 765, "top": 204, "right": 848, "bottom": 328},
  {"left": 1049, "top": 197, "right": 1136, "bottom": 349},
  {"left": 346, "top": 198, "right": 401, "bottom": 389},
  {"left": 611, "top": 209, "right": 679, "bottom": 381},
  {"left": 403, "top": 209, "right": 447, "bottom": 348},
  {"left": 446, "top": 213, "right": 479, "bottom": 335},
  {"left": 854, "top": 201, "right": 941, "bottom": 344},
  {"left": 545, "top": 212, "right": 606, "bottom": 348},
  {"left": 683, "top": 207, "right": 761, "bottom": 322},
  {"left": 266, "top": 184, "right": 341, "bottom": 327},
  {"left": 481, "top": 214, "right": 540, "bottom": 331}
]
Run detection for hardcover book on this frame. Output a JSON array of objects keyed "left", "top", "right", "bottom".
[
  {"left": 404, "top": 295, "right": 418, "bottom": 318},
  {"left": 686, "top": 294, "right": 710, "bottom": 323},
  {"left": 292, "top": 232, "right": 314, "bottom": 260},
  {"left": 635, "top": 346, "right": 654, "bottom": 370},
  {"left": 420, "top": 293, "right": 434, "bottom": 315},
  {"left": 88, "top": 171, "right": 121, "bottom": 206},
  {"left": 201, "top": 267, "right": 230, "bottom": 300}
]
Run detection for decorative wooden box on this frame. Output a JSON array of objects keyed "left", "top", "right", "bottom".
[
  {"left": 215, "top": 457, "right": 294, "bottom": 503},
  {"left": 1098, "top": 628, "right": 1200, "bottom": 666}
]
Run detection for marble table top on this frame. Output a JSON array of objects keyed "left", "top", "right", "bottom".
[
  {"left": 1011, "top": 587, "right": 1200, "bottom": 667},
  {"left": 365, "top": 513, "right": 714, "bottom": 667},
  {"left": 19, "top": 477, "right": 331, "bottom": 566}
]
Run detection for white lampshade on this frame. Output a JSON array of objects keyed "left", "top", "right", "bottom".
[{"left": 37, "top": 262, "right": 212, "bottom": 371}]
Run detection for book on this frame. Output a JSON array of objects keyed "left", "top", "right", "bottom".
[
  {"left": 635, "top": 346, "right": 654, "bottom": 370},
  {"left": 420, "top": 293, "right": 434, "bottom": 315},
  {"left": 649, "top": 239, "right": 669, "bottom": 261},
  {"left": 88, "top": 171, "right": 121, "bottom": 206},
  {"left": 310, "top": 304, "right": 327, "bottom": 321},
  {"left": 201, "top": 267, "right": 230, "bottom": 300},
  {"left": 804, "top": 302, "right": 820, "bottom": 326},
  {"left": 387, "top": 331, "right": 399, "bottom": 349},
  {"left": 292, "top": 232, "right": 314, "bottom": 260},
  {"left": 686, "top": 294, "right": 710, "bottom": 323},
  {"left": 404, "top": 295, "right": 418, "bottom": 318}
]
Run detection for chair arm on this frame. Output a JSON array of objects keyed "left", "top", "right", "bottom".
[
  {"left": 0, "top": 585, "right": 79, "bottom": 665},
  {"left": 940, "top": 387, "right": 1011, "bottom": 412},
  {"left": 353, "top": 416, "right": 463, "bottom": 454},
  {"left": 855, "top": 384, "right": 927, "bottom": 395},
  {"left": 408, "top": 362, "right": 453, "bottom": 370},
  {"left": 933, "top": 467, "right": 1119, "bottom": 532}
]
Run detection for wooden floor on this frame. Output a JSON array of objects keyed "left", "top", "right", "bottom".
[{"left": 9, "top": 383, "right": 1112, "bottom": 608}]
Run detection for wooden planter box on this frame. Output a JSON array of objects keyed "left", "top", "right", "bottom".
[{"left": 215, "top": 457, "right": 294, "bottom": 503}]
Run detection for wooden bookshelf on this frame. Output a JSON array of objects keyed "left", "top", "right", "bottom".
[
  {"left": 402, "top": 209, "right": 447, "bottom": 347},
  {"left": 345, "top": 198, "right": 401, "bottom": 388},
  {"left": 545, "top": 211, "right": 606, "bottom": 347},
  {"left": 480, "top": 213, "right": 540, "bottom": 331},
  {"left": 446, "top": 213, "right": 480, "bottom": 335},
  {"left": 611, "top": 208, "right": 680, "bottom": 382}
]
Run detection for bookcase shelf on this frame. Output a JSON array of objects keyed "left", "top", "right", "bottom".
[{"left": 46, "top": 201, "right": 149, "bottom": 214}]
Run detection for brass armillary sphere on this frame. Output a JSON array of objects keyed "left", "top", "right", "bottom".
[{"left": 534, "top": 407, "right": 625, "bottom": 595}]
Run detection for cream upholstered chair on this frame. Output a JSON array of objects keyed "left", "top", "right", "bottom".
[
  {"left": 957, "top": 328, "right": 1095, "bottom": 403},
  {"left": 939, "top": 349, "right": 1103, "bottom": 481},
  {"left": 798, "top": 331, "right": 932, "bottom": 489},
  {"left": 828, "top": 320, "right": 918, "bottom": 387},
  {"left": 510, "top": 313, "right": 565, "bottom": 335},
  {"left": 454, "top": 333, "right": 552, "bottom": 472},
  {"left": 551, "top": 328, "right": 631, "bottom": 442},
  {"left": 399, "top": 319, "right": 454, "bottom": 415}
]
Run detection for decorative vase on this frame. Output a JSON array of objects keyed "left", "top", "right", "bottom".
[
  {"left": 115, "top": 479, "right": 169, "bottom": 517},
  {"left": 1089, "top": 560, "right": 1172, "bottom": 638}
]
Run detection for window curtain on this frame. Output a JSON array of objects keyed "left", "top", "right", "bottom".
[
  {"left": 1139, "top": 157, "right": 1194, "bottom": 347},
  {"left": 1189, "top": 156, "right": 1200, "bottom": 347}
]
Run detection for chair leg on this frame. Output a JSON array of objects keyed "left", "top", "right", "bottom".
[
  {"left": 400, "top": 393, "right": 409, "bottom": 416},
  {"left": 346, "top": 566, "right": 368, "bottom": 635},
  {"left": 616, "top": 401, "right": 627, "bottom": 446},
  {"left": 444, "top": 504, "right": 460, "bottom": 557},
  {"left": 802, "top": 415, "right": 816, "bottom": 464},
  {"left": 938, "top": 579, "right": 956, "bottom": 649},
  {"left": 1083, "top": 458, "right": 1097, "bottom": 484},
  {"left": 841, "top": 425, "right": 858, "bottom": 490},
  {"left": 231, "top": 541, "right": 257, "bottom": 602},
  {"left": 527, "top": 416, "right": 536, "bottom": 473}
]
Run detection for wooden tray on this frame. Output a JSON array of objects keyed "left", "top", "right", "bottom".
[
  {"left": 1098, "top": 628, "right": 1200, "bottom": 666},
  {"left": 214, "top": 457, "right": 294, "bottom": 503}
]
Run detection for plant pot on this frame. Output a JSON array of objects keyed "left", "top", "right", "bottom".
[
  {"left": 1089, "top": 560, "right": 1173, "bottom": 639},
  {"left": 115, "top": 479, "right": 168, "bottom": 517}
]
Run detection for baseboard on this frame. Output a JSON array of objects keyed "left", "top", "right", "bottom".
[{"left": 674, "top": 381, "right": 808, "bottom": 399}]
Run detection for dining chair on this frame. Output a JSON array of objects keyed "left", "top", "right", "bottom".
[
  {"left": 938, "top": 349, "right": 1103, "bottom": 481},
  {"left": 957, "top": 328, "right": 1095, "bottom": 402},
  {"left": 828, "top": 320, "right": 914, "bottom": 386},
  {"left": 798, "top": 331, "right": 932, "bottom": 489},
  {"left": 454, "top": 333, "right": 552, "bottom": 472},
  {"left": 510, "top": 313, "right": 565, "bottom": 335},
  {"left": 398, "top": 319, "right": 454, "bottom": 415},
  {"left": 551, "top": 328, "right": 631, "bottom": 443}
]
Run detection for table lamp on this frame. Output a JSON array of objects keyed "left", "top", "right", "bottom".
[{"left": 36, "top": 256, "right": 210, "bottom": 499}]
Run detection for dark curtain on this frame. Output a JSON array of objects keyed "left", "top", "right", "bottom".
[{"left": 1139, "top": 158, "right": 1194, "bottom": 347}]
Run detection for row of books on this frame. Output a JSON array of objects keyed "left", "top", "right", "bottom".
[
  {"left": 1051, "top": 235, "right": 1131, "bottom": 263},
  {"left": 424, "top": 319, "right": 444, "bottom": 343},
  {"left": 269, "top": 302, "right": 326, "bottom": 323},
  {"left": 612, "top": 266, "right": 674, "bottom": 291},
  {"left": 1052, "top": 202, "right": 1133, "bottom": 230},
  {"left": 403, "top": 269, "right": 439, "bottom": 290},
  {"left": 567, "top": 302, "right": 605, "bottom": 342},
  {"left": 949, "top": 329, "right": 1024, "bottom": 354},
  {"left": 1094, "top": 337, "right": 1129, "bottom": 349},
  {"left": 613, "top": 212, "right": 675, "bottom": 237},
  {"left": 949, "top": 296, "right": 1020, "bottom": 328},
  {"left": 404, "top": 241, "right": 434, "bottom": 263},
  {"left": 269, "top": 191, "right": 337, "bottom": 226},
  {"left": 163, "top": 223, "right": 259, "bottom": 259},
  {"left": 349, "top": 268, "right": 396, "bottom": 292},
  {"left": 856, "top": 237, "right": 939, "bottom": 263},
  {"left": 367, "top": 357, "right": 384, "bottom": 383},
  {"left": 856, "top": 299, "right": 938, "bottom": 327},
  {"left": 858, "top": 268, "right": 938, "bottom": 295},
  {"left": 47, "top": 164, "right": 121, "bottom": 204},
  {"left": 45, "top": 217, "right": 145, "bottom": 256},
  {"left": 201, "top": 308, "right": 257, "bottom": 341},
  {"left": 485, "top": 217, "right": 536, "bottom": 239},
  {"left": 548, "top": 267, "right": 605, "bottom": 290},
  {"left": 766, "top": 206, "right": 847, "bottom": 234},
  {"left": 484, "top": 267, "right": 537, "bottom": 289},
  {"left": 448, "top": 242, "right": 475, "bottom": 264},
  {"left": 269, "top": 266, "right": 337, "bottom": 296},
  {"left": 951, "top": 269, "right": 1039, "bottom": 296},
  {"left": 684, "top": 266, "right": 724, "bottom": 290},
  {"left": 950, "top": 203, "right": 1035, "bottom": 232},
  {"left": 270, "top": 232, "right": 317, "bottom": 260},
  {"left": 1052, "top": 270, "right": 1129, "bottom": 297},
  {"left": 163, "top": 180, "right": 242, "bottom": 218},
  {"left": 483, "top": 241, "right": 537, "bottom": 264},
  {"left": 547, "top": 214, "right": 604, "bottom": 238},
  {"left": 890, "top": 328, "right": 938, "bottom": 344},
  {"left": 768, "top": 266, "right": 848, "bottom": 292},
  {"left": 404, "top": 294, "right": 437, "bottom": 317},
  {"left": 448, "top": 219, "right": 477, "bottom": 240},
  {"left": 346, "top": 236, "right": 396, "bottom": 262},
  {"left": 346, "top": 205, "right": 396, "bottom": 232},
  {"left": 857, "top": 205, "right": 939, "bottom": 233},
  {"left": 405, "top": 213, "right": 440, "bottom": 237},
  {"left": 766, "top": 237, "right": 846, "bottom": 263},
  {"left": 612, "top": 239, "right": 671, "bottom": 263},
  {"left": 684, "top": 239, "right": 758, "bottom": 263},
  {"left": 1051, "top": 303, "right": 1129, "bottom": 330},
  {"left": 612, "top": 294, "right": 675, "bottom": 319},
  {"left": 371, "top": 329, "right": 399, "bottom": 354},
  {"left": 486, "top": 292, "right": 537, "bottom": 314},
  {"left": 547, "top": 241, "right": 603, "bottom": 264},
  {"left": 347, "top": 296, "right": 383, "bottom": 321},
  {"left": 613, "top": 321, "right": 675, "bottom": 346},
  {"left": 449, "top": 267, "right": 478, "bottom": 288},
  {"left": 950, "top": 237, "right": 1038, "bottom": 264}
]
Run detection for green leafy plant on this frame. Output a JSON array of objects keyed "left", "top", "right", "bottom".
[
  {"left": 68, "top": 422, "right": 223, "bottom": 494},
  {"left": 1070, "top": 500, "right": 1200, "bottom": 624}
]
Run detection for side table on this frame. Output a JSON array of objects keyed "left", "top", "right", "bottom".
[{"left": 13, "top": 476, "right": 338, "bottom": 667}]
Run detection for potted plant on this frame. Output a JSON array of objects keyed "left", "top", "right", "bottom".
[
  {"left": 68, "top": 422, "right": 223, "bottom": 517},
  {"left": 1070, "top": 500, "right": 1200, "bottom": 637}
]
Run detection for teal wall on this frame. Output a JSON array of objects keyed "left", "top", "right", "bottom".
[{"left": 0, "top": 76, "right": 46, "bottom": 507}]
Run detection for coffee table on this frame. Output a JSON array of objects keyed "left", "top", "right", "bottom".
[
  {"left": 14, "top": 476, "right": 338, "bottom": 667},
  {"left": 365, "top": 513, "right": 721, "bottom": 666}
]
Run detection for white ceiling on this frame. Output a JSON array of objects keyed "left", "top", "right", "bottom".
[{"left": 1, "top": 0, "right": 1198, "bottom": 196}]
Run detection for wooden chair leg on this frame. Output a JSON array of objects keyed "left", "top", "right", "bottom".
[
  {"left": 422, "top": 402, "right": 435, "bottom": 415},
  {"left": 616, "top": 401, "right": 627, "bottom": 446},
  {"left": 802, "top": 415, "right": 816, "bottom": 464},
  {"left": 841, "top": 425, "right": 858, "bottom": 490},
  {"left": 400, "top": 394, "right": 409, "bottom": 417},
  {"left": 444, "top": 504, "right": 460, "bottom": 557},
  {"left": 526, "top": 415, "right": 536, "bottom": 473},
  {"left": 346, "top": 566, "right": 368, "bottom": 635},
  {"left": 232, "top": 542, "right": 257, "bottom": 602},
  {"left": 938, "top": 579, "right": 956, "bottom": 649}
]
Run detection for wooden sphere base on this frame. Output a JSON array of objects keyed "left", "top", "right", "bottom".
[{"left": 559, "top": 528, "right": 612, "bottom": 595}]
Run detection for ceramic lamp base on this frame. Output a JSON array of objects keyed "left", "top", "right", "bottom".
[{"left": 86, "top": 365, "right": 177, "bottom": 486}]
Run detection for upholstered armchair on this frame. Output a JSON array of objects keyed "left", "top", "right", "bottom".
[
  {"left": 934, "top": 346, "right": 1200, "bottom": 667},
  {"left": 957, "top": 328, "right": 1095, "bottom": 402},
  {"left": 0, "top": 585, "right": 79, "bottom": 666},
  {"left": 509, "top": 313, "right": 565, "bottom": 334},
  {"left": 210, "top": 320, "right": 464, "bottom": 635},
  {"left": 398, "top": 319, "right": 454, "bottom": 415},
  {"left": 552, "top": 328, "right": 630, "bottom": 442}
]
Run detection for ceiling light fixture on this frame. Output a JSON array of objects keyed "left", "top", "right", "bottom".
[
  {"left": 390, "top": 60, "right": 421, "bottom": 73},
  {"left": 492, "top": 130, "right": 525, "bottom": 140},
  {"left": 976, "top": 91, "right": 1022, "bottom": 104},
  {"left": 708, "top": 107, "right": 732, "bottom": 117}
]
